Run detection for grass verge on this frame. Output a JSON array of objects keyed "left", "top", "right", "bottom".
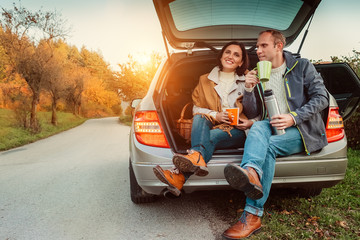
[
  {"left": 0, "top": 108, "right": 87, "bottom": 151},
  {"left": 244, "top": 148, "right": 360, "bottom": 239}
]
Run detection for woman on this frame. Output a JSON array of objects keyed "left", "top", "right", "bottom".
[{"left": 153, "top": 41, "right": 261, "bottom": 197}]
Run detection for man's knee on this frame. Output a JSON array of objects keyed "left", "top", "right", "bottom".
[{"left": 249, "top": 120, "right": 271, "bottom": 136}]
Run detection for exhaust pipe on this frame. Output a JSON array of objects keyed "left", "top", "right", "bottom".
[{"left": 163, "top": 190, "right": 182, "bottom": 199}]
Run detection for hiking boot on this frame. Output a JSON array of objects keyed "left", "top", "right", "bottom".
[
  {"left": 222, "top": 211, "right": 261, "bottom": 239},
  {"left": 224, "top": 164, "right": 263, "bottom": 200},
  {"left": 153, "top": 165, "right": 185, "bottom": 197},
  {"left": 173, "top": 150, "right": 209, "bottom": 176}
]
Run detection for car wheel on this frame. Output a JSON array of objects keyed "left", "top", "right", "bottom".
[
  {"left": 298, "top": 187, "right": 323, "bottom": 198},
  {"left": 129, "top": 159, "right": 157, "bottom": 204}
]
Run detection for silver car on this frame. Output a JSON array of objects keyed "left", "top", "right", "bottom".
[{"left": 129, "top": 0, "right": 360, "bottom": 203}]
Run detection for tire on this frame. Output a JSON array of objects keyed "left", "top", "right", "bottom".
[
  {"left": 298, "top": 187, "right": 323, "bottom": 198},
  {"left": 129, "top": 159, "right": 157, "bottom": 204}
]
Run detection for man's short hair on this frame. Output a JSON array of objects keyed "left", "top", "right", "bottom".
[{"left": 260, "top": 30, "right": 286, "bottom": 48}]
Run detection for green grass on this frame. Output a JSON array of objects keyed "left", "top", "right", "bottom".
[
  {"left": 0, "top": 108, "right": 87, "bottom": 151},
  {"left": 248, "top": 148, "right": 360, "bottom": 239}
]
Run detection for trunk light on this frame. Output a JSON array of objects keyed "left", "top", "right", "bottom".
[
  {"left": 134, "top": 111, "right": 170, "bottom": 148},
  {"left": 325, "top": 107, "right": 344, "bottom": 143}
]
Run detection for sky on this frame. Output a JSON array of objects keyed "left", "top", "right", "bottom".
[{"left": 1, "top": 0, "right": 360, "bottom": 70}]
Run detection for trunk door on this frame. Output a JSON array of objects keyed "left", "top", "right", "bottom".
[
  {"left": 153, "top": 0, "right": 321, "bottom": 49},
  {"left": 315, "top": 62, "right": 360, "bottom": 120}
]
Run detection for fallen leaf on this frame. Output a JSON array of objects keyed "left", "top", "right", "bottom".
[
  {"left": 315, "top": 228, "right": 324, "bottom": 238},
  {"left": 336, "top": 220, "right": 348, "bottom": 229},
  {"left": 307, "top": 216, "right": 320, "bottom": 223},
  {"left": 281, "top": 210, "right": 291, "bottom": 215}
]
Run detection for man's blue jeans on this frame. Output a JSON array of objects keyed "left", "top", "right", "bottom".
[
  {"left": 191, "top": 114, "right": 246, "bottom": 163},
  {"left": 241, "top": 120, "right": 304, "bottom": 217}
]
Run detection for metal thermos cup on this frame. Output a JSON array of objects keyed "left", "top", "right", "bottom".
[{"left": 264, "top": 89, "right": 286, "bottom": 135}]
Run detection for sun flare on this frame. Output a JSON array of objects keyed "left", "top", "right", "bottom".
[{"left": 134, "top": 52, "right": 151, "bottom": 65}]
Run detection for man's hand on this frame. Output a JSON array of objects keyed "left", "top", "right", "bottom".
[
  {"left": 270, "top": 114, "right": 295, "bottom": 130},
  {"left": 216, "top": 111, "right": 231, "bottom": 124},
  {"left": 236, "top": 118, "right": 254, "bottom": 130},
  {"left": 245, "top": 70, "right": 260, "bottom": 88}
]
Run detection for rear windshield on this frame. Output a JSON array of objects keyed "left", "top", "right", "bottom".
[{"left": 169, "top": 0, "right": 303, "bottom": 31}]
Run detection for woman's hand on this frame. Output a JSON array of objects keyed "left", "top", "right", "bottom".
[
  {"left": 216, "top": 111, "right": 231, "bottom": 124},
  {"left": 236, "top": 118, "right": 254, "bottom": 130},
  {"left": 245, "top": 70, "right": 260, "bottom": 88}
]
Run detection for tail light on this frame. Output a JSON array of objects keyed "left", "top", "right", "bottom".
[
  {"left": 325, "top": 107, "right": 344, "bottom": 143},
  {"left": 133, "top": 111, "right": 170, "bottom": 148}
]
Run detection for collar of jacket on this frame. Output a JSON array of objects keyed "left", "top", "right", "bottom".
[
  {"left": 207, "top": 66, "right": 245, "bottom": 84},
  {"left": 283, "top": 50, "right": 299, "bottom": 74}
]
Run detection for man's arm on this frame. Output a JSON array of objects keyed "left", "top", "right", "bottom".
[
  {"left": 242, "top": 70, "right": 262, "bottom": 119},
  {"left": 290, "top": 60, "right": 329, "bottom": 125}
]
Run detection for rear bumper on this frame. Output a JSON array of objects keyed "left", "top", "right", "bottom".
[{"left": 130, "top": 132, "right": 348, "bottom": 195}]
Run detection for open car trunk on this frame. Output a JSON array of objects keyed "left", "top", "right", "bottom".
[
  {"left": 158, "top": 51, "right": 220, "bottom": 153},
  {"left": 157, "top": 50, "right": 260, "bottom": 154},
  {"left": 156, "top": 51, "right": 360, "bottom": 155}
]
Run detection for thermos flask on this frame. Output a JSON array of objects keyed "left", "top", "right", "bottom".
[{"left": 264, "top": 89, "right": 286, "bottom": 135}]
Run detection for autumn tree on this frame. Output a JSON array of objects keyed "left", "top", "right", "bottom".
[
  {"left": 78, "top": 47, "right": 120, "bottom": 117},
  {"left": 0, "top": 3, "right": 69, "bottom": 130},
  {"left": 41, "top": 41, "right": 71, "bottom": 125},
  {"left": 0, "top": 42, "right": 8, "bottom": 80},
  {"left": 79, "top": 48, "right": 114, "bottom": 82},
  {"left": 65, "top": 66, "right": 88, "bottom": 116},
  {"left": 115, "top": 52, "right": 163, "bottom": 101}
]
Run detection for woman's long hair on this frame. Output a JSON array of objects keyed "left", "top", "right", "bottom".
[{"left": 217, "top": 41, "right": 249, "bottom": 76}]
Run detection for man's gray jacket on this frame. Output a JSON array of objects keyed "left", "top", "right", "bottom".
[{"left": 243, "top": 50, "right": 329, "bottom": 154}]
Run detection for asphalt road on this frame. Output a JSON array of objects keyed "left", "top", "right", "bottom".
[{"left": 0, "top": 117, "right": 245, "bottom": 240}]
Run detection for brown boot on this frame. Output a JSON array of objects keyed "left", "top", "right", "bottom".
[
  {"left": 173, "top": 150, "right": 209, "bottom": 176},
  {"left": 153, "top": 165, "right": 185, "bottom": 196},
  {"left": 224, "top": 164, "right": 263, "bottom": 200},
  {"left": 222, "top": 212, "right": 261, "bottom": 239}
]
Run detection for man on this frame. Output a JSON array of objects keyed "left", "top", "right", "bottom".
[{"left": 222, "top": 30, "right": 329, "bottom": 239}]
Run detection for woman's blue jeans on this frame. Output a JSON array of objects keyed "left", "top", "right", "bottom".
[
  {"left": 241, "top": 120, "right": 304, "bottom": 217},
  {"left": 190, "top": 114, "right": 246, "bottom": 163},
  {"left": 182, "top": 114, "right": 246, "bottom": 180}
]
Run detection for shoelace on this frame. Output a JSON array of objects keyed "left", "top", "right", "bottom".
[
  {"left": 240, "top": 212, "right": 249, "bottom": 224},
  {"left": 169, "top": 167, "right": 180, "bottom": 174},
  {"left": 186, "top": 149, "right": 196, "bottom": 154}
]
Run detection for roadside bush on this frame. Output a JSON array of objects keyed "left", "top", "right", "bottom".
[
  {"left": 344, "top": 109, "right": 360, "bottom": 150},
  {"left": 125, "top": 105, "right": 132, "bottom": 116},
  {"left": 118, "top": 115, "right": 132, "bottom": 126},
  {"left": 12, "top": 97, "right": 31, "bottom": 128},
  {"left": 331, "top": 50, "right": 360, "bottom": 150}
]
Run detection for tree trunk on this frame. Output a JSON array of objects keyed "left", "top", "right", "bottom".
[
  {"left": 77, "top": 102, "right": 81, "bottom": 116},
  {"left": 30, "top": 93, "right": 39, "bottom": 130},
  {"left": 72, "top": 100, "right": 77, "bottom": 116},
  {"left": 51, "top": 96, "right": 57, "bottom": 126}
]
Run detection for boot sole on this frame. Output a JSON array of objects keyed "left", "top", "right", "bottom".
[
  {"left": 222, "top": 227, "right": 261, "bottom": 240},
  {"left": 153, "top": 166, "right": 181, "bottom": 197},
  {"left": 173, "top": 155, "right": 209, "bottom": 177},
  {"left": 224, "top": 164, "right": 263, "bottom": 200}
]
